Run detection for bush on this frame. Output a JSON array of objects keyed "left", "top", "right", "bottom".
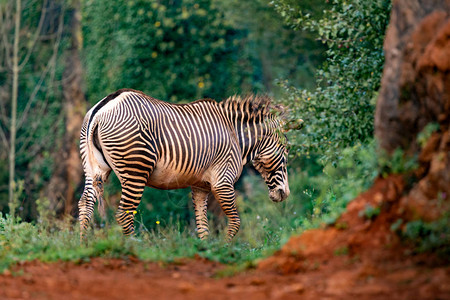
[
  {"left": 272, "top": 0, "right": 391, "bottom": 165},
  {"left": 403, "top": 215, "right": 450, "bottom": 260}
]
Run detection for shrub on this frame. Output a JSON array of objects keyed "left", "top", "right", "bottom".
[{"left": 272, "top": 0, "right": 391, "bottom": 165}]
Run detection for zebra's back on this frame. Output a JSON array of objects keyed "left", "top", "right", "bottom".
[{"left": 92, "top": 90, "right": 242, "bottom": 190}]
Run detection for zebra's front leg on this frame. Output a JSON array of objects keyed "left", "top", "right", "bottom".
[
  {"left": 212, "top": 182, "right": 240, "bottom": 241},
  {"left": 116, "top": 182, "right": 146, "bottom": 235},
  {"left": 192, "top": 187, "right": 210, "bottom": 240}
]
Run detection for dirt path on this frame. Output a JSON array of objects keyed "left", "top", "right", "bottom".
[{"left": 1, "top": 255, "right": 449, "bottom": 300}]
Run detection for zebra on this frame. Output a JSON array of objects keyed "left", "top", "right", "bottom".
[{"left": 79, "top": 89, "right": 292, "bottom": 241}]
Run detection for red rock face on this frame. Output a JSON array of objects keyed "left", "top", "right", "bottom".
[{"left": 375, "top": 0, "right": 450, "bottom": 219}]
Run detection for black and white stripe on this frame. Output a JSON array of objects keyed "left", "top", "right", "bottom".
[{"left": 79, "top": 89, "right": 290, "bottom": 240}]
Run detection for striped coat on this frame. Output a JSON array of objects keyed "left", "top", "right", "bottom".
[{"left": 79, "top": 89, "right": 290, "bottom": 240}]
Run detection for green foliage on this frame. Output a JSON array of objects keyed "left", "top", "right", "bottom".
[
  {"left": 82, "top": 0, "right": 326, "bottom": 103},
  {"left": 359, "top": 203, "right": 380, "bottom": 220},
  {"left": 215, "top": 261, "right": 256, "bottom": 278},
  {"left": 417, "top": 122, "right": 440, "bottom": 147},
  {"left": 298, "top": 140, "right": 379, "bottom": 227},
  {"left": 214, "top": 0, "right": 326, "bottom": 92},
  {"left": 334, "top": 246, "right": 349, "bottom": 256},
  {"left": 402, "top": 215, "right": 450, "bottom": 259},
  {"left": 82, "top": 0, "right": 245, "bottom": 102},
  {"left": 0, "top": 0, "right": 65, "bottom": 216},
  {"left": 377, "top": 148, "right": 418, "bottom": 177},
  {"left": 35, "top": 197, "right": 56, "bottom": 228},
  {"left": 7, "top": 180, "right": 23, "bottom": 220},
  {"left": 390, "top": 218, "right": 403, "bottom": 232},
  {"left": 273, "top": 0, "right": 391, "bottom": 164}
]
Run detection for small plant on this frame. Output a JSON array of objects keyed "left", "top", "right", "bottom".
[
  {"left": 402, "top": 215, "right": 450, "bottom": 259},
  {"left": 335, "top": 221, "right": 348, "bottom": 230},
  {"left": 8, "top": 180, "right": 24, "bottom": 220},
  {"left": 215, "top": 261, "right": 257, "bottom": 278},
  {"left": 334, "top": 246, "right": 349, "bottom": 256},
  {"left": 377, "top": 148, "right": 418, "bottom": 177},
  {"left": 390, "top": 218, "right": 403, "bottom": 232},
  {"left": 417, "top": 122, "right": 440, "bottom": 147},
  {"left": 36, "top": 197, "right": 56, "bottom": 228},
  {"left": 359, "top": 204, "right": 381, "bottom": 220}
]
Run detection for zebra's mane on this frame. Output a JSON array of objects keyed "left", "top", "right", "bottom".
[{"left": 220, "top": 94, "right": 282, "bottom": 121}]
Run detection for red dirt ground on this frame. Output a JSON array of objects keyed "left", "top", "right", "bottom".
[{"left": 1, "top": 176, "right": 450, "bottom": 300}]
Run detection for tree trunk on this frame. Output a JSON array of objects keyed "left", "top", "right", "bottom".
[
  {"left": 47, "top": 0, "right": 86, "bottom": 216},
  {"left": 375, "top": 0, "right": 450, "bottom": 220},
  {"left": 8, "top": 0, "right": 21, "bottom": 217},
  {"left": 62, "top": 0, "right": 86, "bottom": 215}
]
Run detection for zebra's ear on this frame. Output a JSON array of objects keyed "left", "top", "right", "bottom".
[
  {"left": 283, "top": 119, "right": 304, "bottom": 132},
  {"left": 269, "top": 104, "right": 285, "bottom": 119}
]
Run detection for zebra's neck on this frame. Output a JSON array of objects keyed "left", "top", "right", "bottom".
[
  {"left": 236, "top": 120, "right": 267, "bottom": 165},
  {"left": 219, "top": 96, "right": 273, "bottom": 165}
]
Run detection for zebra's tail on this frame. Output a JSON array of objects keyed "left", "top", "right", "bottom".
[{"left": 79, "top": 109, "right": 111, "bottom": 239}]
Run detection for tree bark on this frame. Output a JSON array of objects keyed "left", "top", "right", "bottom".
[
  {"left": 47, "top": 0, "right": 86, "bottom": 216},
  {"left": 63, "top": 0, "right": 86, "bottom": 215}
]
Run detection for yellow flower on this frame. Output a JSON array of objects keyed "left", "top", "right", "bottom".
[
  {"left": 126, "top": 210, "right": 129, "bottom": 214},
  {"left": 156, "top": 221, "right": 160, "bottom": 225},
  {"left": 198, "top": 82, "right": 205, "bottom": 89},
  {"left": 133, "top": 211, "right": 137, "bottom": 215},
  {"left": 151, "top": 51, "right": 158, "bottom": 58},
  {"left": 155, "top": 21, "right": 161, "bottom": 27}
]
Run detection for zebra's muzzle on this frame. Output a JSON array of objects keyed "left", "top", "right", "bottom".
[{"left": 269, "top": 187, "right": 289, "bottom": 202}]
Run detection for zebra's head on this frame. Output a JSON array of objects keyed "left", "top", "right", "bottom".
[{"left": 253, "top": 135, "right": 290, "bottom": 202}]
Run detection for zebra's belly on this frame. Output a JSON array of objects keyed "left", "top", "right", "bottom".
[{"left": 146, "top": 164, "right": 209, "bottom": 190}]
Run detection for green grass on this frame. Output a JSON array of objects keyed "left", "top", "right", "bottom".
[
  {"left": 0, "top": 188, "right": 309, "bottom": 272},
  {"left": 0, "top": 214, "right": 286, "bottom": 273}
]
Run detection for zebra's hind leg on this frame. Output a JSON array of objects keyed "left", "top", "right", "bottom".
[
  {"left": 212, "top": 182, "right": 240, "bottom": 241},
  {"left": 115, "top": 181, "right": 146, "bottom": 235},
  {"left": 192, "top": 187, "right": 210, "bottom": 240},
  {"left": 79, "top": 175, "right": 105, "bottom": 241},
  {"left": 79, "top": 177, "right": 95, "bottom": 241}
]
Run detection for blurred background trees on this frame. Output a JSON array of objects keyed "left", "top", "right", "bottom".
[
  {"left": 0, "top": 0, "right": 392, "bottom": 235},
  {"left": 0, "top": 0, "right": 65, "bottom": 219},
  {"left": 83, "top": 0, "right": 243, "bottom": 102}
]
